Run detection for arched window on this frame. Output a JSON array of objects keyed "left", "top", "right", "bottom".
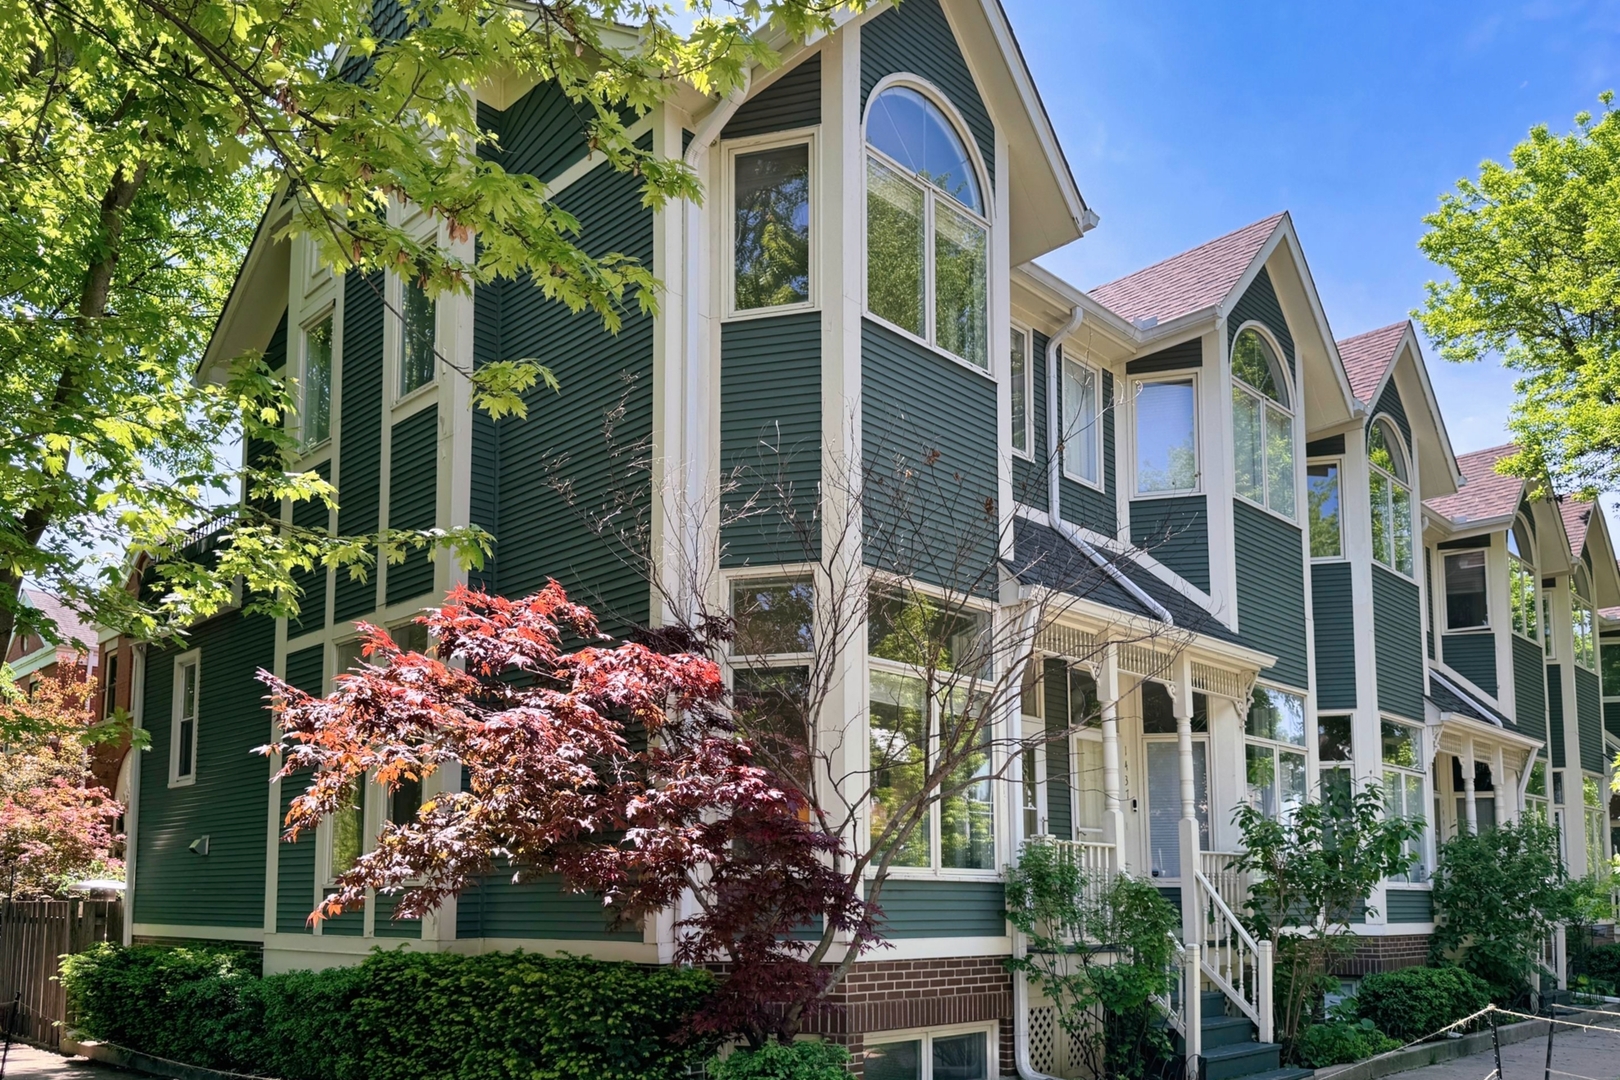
[
  {"left": 1508, "top": 517, "right": 1539, "bottom": 643},
  {"left": 1368, "top": 418, "right": 1413, "bottom": 575},
  {"left": 1231, "top": 327, "right": 1294, "bottom": 518},
  {"left": 865, "top": 84, "right": 989, "bottom": 369},
  {"left": 1574, "top": 565, "right": 1596, "bottom": 671}
]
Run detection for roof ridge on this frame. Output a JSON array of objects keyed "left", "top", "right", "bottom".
[{"left": 1335, "top": 320, "right": 1408, "bottom": 346}]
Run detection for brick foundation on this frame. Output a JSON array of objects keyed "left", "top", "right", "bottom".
[{"left": 1331, "top": 934, "right": 1431, "bottom": 977}]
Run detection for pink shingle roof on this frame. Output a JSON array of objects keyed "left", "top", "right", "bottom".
[
  {"left": 1559, "top": 498, "right": 1593, "bottom": 558},
  {"left": 1424, "top": 444, "right": 1525, "bottom": 525},
  {"left": 1088, "top": 214, "right": 1286, "bottom": 326},
  {"left": 1336, "top": 322, "right": 1408, "bottom": 404}
]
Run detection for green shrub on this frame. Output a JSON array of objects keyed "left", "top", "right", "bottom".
[
  {"left": 1576, "top": 942, "right": 1620, "bottom": 993},
  {"left": 60, "top": 944, "right": 718, "bottom": 1080},
  {"left": 1353, "top": 966, "right": 1491, "bottom": 1043},
  {"left": 1295, "top": 1020, "right": 1400, "bottom": 1068},
  {"left": 706, "top": 1041, "right": 852, "bottom": 1080}
]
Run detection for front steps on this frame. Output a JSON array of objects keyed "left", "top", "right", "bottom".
[{"left": 1167, "top": 991, "right": 1313, "bottom": 1080}]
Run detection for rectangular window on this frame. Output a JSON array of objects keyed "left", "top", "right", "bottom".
[
  {"left": 1510, "top": 556, "right": 1538, "bottom": 641},
  {"left": 731, "top": 577, "right": 814, "bottom": 656},
  {"left": 1545, "top": 591, "right": 1556, "bottom": 658},
  {"left": 1134, "top": 377, "right": 1197, "bottom": 494},
  {"left": 869, "top": 670, "right": 930, "bottom": 868},
  {"left": 1444, "top": 551, "right": 1489, "bottom": 630},
  {"left": 399, "top": 278, "right": 437, "bottom": 397},
  {"left": 1384, "top": 762, "right": 1428, "bottom": 881},
  {"left": 1574, "top": 599, "right": 1596, "bottom": 671},
  {"left": 1062, "top": 358, "right": 1100, "bottom": 485},
  {"left": 170, "top": 655, "right": 200, "bottom": 785},
  {"left": 302, "top": 314, "right": 333, "bottom": 448},
  {"left": 327, "top": 782, "right": 365, "bottom": 883},
  {"left": 733, "top": 142, "right": 811, "bottom": 313},
  {"left": 1020, "top": 742, "right": 1044, "bottom": 839},
  {"left": 1318, "top": 714, "right": 1352, "bottom": 763},
  {"left": 1010, "top": 327, "right": 1030, "bottom": 457},
  {"left": 1244, "top": 686, "right": 1306, "bottom": 820},
  {"left": 867, "top": 1029, "right": 991, "bottom": 1080},
  {"left": 866, "top": 157, "right": 926, "bottom": 337},
  {"left": 102, "top": 651, "right": 119, "bottom": 719},
  {"left": 934, "top": 202, "right": 989, "bottom": 369},
  {"left": 1074, "top": 735, "right": 1105, "bottom": 835},
  {"left": 1602, "top": 636, "right": 1620, "bottom": 696},
  {"left": 1586, "top": 775, "right": 1609, "bottom": 877},
  {"left": 940, "top": 691, "right": 994, "bottom": 870},
  {"left": 1307, "top": 462, "right": 1342, "bottom": 558}
]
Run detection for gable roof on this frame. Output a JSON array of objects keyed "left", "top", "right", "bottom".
[
  {"left": 1559, "top": 498, "right": 1593, "bottom": 558},
  {"left": 1424, "top": 444, "right": 1525, "bottom": 526},
  {"left": 1337, "top": 322, "right": 1408, "bottom": 404},
  {"left": 17, "top": 590, "right": 95, "bottom": 653},
  {"left": 1088, "top": 214, "right": 1285, "bottom": 327}
]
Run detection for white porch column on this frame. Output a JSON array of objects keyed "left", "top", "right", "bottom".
[
  {"left": 1099, "top": 641, "right": 1127, "bottom": 871},
  {"left": 1463, "top": 743, "right": 1479, "bottom": 834},
  {"left": 1494, "top": 745, "right": 1509, "bottom": 825},
  {"left": 1174, "top": 657, "right": 1202, "bottom": 951}
]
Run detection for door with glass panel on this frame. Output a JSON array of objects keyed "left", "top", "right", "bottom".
[{"left": 1138, "top": 684, "right": 1211, "bottom": 881}]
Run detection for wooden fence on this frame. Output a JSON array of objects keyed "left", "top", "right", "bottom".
[{"left": 0, "top": 899, "right": 122, "bottom": 1047}]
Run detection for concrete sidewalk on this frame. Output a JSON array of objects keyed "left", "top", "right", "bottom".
[
  {"left": 1383, "top": 1020, "right": 1620, "bottom": 1080},
  {"left": 0, "top": 1045, "right": 148, "bottom": 1080}
]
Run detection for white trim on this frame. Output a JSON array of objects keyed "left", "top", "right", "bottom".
[
  {"left": 168, "top": 649, "right": 201, "bottom": 787},
  {"left": 1010, "top": 321, "right": 1033, "bottom": 460},
  {"left": 860, "top": 1019, "right": 1000, "bottom": 1076},
  {"left": 295, "top": 304, "right": 336, "bottom": 456},
  {"left": 721, "top": 127, "right": 819, "bottom": 321},
  {"left": 1229, "top": 321, "right": 1297, "bottom": 523},
  {"left": 1058, "top": 352, "right": 1105, "bottom": 492},
  {"left": 123, "top": 643, "right": 146, "bottom": 947},
  {"left": 1305, "top": 455, "right": 1346, "bottom": 562}
]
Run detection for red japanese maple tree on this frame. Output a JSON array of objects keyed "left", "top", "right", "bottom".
[{"left": 259, "top": 582, "right": 873, "bottom": 1045}]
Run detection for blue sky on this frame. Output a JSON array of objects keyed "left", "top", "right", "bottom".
[{"left": 1010, "top": 0, "right": 1620, "bottom": 532}]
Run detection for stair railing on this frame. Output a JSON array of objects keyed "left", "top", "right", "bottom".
[
  {"left": 1151, "top": 932, "right": 1201, "bottom": 1079},
  {"left": 1193, "top": 869, "right": 1271, "bottom": 1043}
]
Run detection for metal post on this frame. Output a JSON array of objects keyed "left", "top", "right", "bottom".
[
  {"left": 1543, "top": 1001, "right": 1557, "bottom": 1080},
  {"left": 0, "top": 990, "right": 18, "bottom": 1080},
  {"left": 1491, "top": 1008, "right": 1502, "bottom": 1080}
]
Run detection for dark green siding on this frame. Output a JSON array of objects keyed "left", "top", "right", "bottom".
[
  {"left": 862, "top": 320, "right": 998, "bottom": 594},
  {"left": 1373, "top": 567, "right": 1423, "bottom": 720},
  {"left": 1312, "top": 562, "right": 1356, "bottom": 710},
  {"left": 1386, "top": 889, "right": 1433, "bottom": 924},
  {"left": 1606, "top": 699, "right": 1620, "bottom": 739},
  {"left": 136, "top": 611, "right": 275, "bottom": 929},
  {"left": 1012, "top": 329, "right": 1050, "bottom": 514},
  {"left": 471, "top": 145, "right": 655, "bottom": 631},
  {"left": 1227, "top": 268, "right": 1294, "bottom": 378},
  {"left": 385, "top": 404, "right": 438, "bottom": 605},
  {"left": 477, "top": 80, "right": 592, "bottom": 186},
  {"left": 289, "top": 460, "right": 330, "bottom": 636},
  {"left": 1443, "top": 634, "right": 1497, "bottom": 697},
  {"left": 1130, "top": 496, "right": 1209, "bottom": 592},
  {"left": 334, "top": 271, "right": 384, "bottom": 624},
  {"left": 1549, "top": 664, "right": 1565, "bottom": 768},
  {"left": 1042, "top": 659, "right": 1072, "bottom": 841},
  {"left": 859, "top": 0, "right": 994, "bottom": 190},
  {"left": 871, "top": 879, "right": 1006, "bottom": 938},
  {"left": 1513, "top": 635, "right": 1547, "bottom": 740},
  {"left": 723, "top": 52, "right": 820, "bottom": 139},
  {"left": 1577, "top": 667, "right": 1604, "bottom": 773},
  {"left": 1369, "top": 377, "right": 1411, "bottom": 451},
  {"left": 719, "top": 313, "right": 821, "bottom": 566},
  {"left": 275, "top": 646, "right": 324, "bottom": 934},
  {"left": 455, "top": 873, "right": 639, "bottom": 940},
  {"left": 1234, "top": 501, "right": 1308, "bottom": 690},
  {"left": 1126, "top": 339, "right": 1201, "bottom": 374},
  {"left": 1058, "top": 366, "right": 1116, "bottom": 536}
]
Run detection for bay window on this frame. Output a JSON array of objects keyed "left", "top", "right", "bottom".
[
  {"left": 1245, "top": 686, "right": 1306, "bottom": 820},
  {"left": 865, "top": 86, "right": 988, "bottom": 369},
  {"left": 1307, "top": 461, "right": 1342, "bottom": 558},
  {"left": 1368, "top": 419, "right": 1413, "bottom": 575},
  {"left": 1231, "top": 327, "right": 1294, "bottom": 518},
  {"left": 1062, "top": 357, "right": 1101, "bottom": 485},
  {"left": 1134, "top": 377, "right": 1198, "bottom": 494},
  {"left": 1508, "top": 518, "right": 1538, "bottom": 643},
  {"left": 1444, "top": 550, "right": 1489, "bottom": 631},
  {"left": 731, "top": 140, "right": 812, "bottom": 314}
]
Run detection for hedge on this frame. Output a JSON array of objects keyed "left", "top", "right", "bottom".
[
  {"left": 60, "top": 944, "right": 718, "bottom": 1080},
  {"left": 1353, "top": 965, "right": 1492, "bottom": 1043},
  {"left": 1295, "top": 1020, "right": 1400, "bottom": 1068}
]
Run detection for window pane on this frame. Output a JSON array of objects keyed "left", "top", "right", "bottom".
[
  {"left": 1246, "top": 687, "right": 1305, "bottom": 745},
  {"left": 1369, "top": 471, "right": 1390, "bottom": 567},
  {"left": 1232, "top": 328, "right": 1283, "bottom": 402},
  {"left": 940, "top": 696, "right": 994, "bottom": 870},
  {"left": 933, "top": 1032, "right": 989, "bottom": 1080},
  {"left": 1380, "top": 720, "right": 1420, "bottom": 768},
  {"left": 400, "top": 279, "right": 436, "bottom": 396},
  {"left": 1602, "top": 637, "right": 1620, "bottom": 696},
  {"left": 330, "top": 785, "right": 364, "bottom": 878},
  {"left": 1063, "top": 360, "right": 1099, "bottom": 483},
  {"left": 1011, "top": 329, "right": 1028, "bottom": 453},
  {"left": 1280, "top": 749, "right": 1307, "bottom": 820},
  {"left": 1135, "top": 379, "right": 1197, "bottom": 493},
  {"left": 735, "top": 666, "right": 812, "bottom": 794},
  {"left": 732, "top": 578, "right": 814, "bottom": 655},
  {"left": 1246, "top": 744, "right": 1277, "bottom": 819},
  {"left": 1319, "top": 714, "right": 1352, "bottom": 762},
  {"left": 868, "top": 589, "right": 992, "bottom": 677},
  {"left": 934, "top": 201, "right": 988, "bottom": 368},
  {"left": 1307, "top": 462, "right": 1341, "bottom": 558},
  {"left": 866, "top": 157, "right": 925, "bottom": 335},
  {"left": 1068, "top": 668, "right": 1098, "bottom": 728},
  {"left": 1022, "top": 746, "right": 1040, "bottom": 837},
  {"left": 1266, "top": 404, "right": 1294, "bottom": 519},
  {"left": 181, "top": 661, "right": 198, "bottom": 720},
  {"left": 303, "top": 316, "right": 332, "bottom": 446},
  {"left": 1232, "top": 387, "right": 1262, "bottom": 504},
  {"left": 390, "top": 776, "right": 422, "bottom": 824},
  {"left": 1322, "top": 766, "right": 1352, "bottom": 806},
  {"left": 393, "top": 619, "right": 430, "bottom": 656},
  {"left": 1075, "top": 737, "right": 1104, "bottom": 832},
  {"left": 866, "top": 1039, "right": 923, "bottom": 1080},
  {"left": 335, "top": 638, "right": 366, "bottom": 681},
  {"left": 734, "top": 144, "right": 811, "bottom": 310},
  {"left": 868, "top": 672, "right": 930, "bottom": 867},
  {"left": 177, "top": 718, "right": 194, "bottom": 778},
  {"left": 1391, "top": 482, "right": 1413, "bottom": 575},
  {"left": 865, "top": 85, "right": 982, "bottom": 213},
  {"left": 1368, "top": 419, "right": 1405, "bottom": 482},
  {"left": 1511, "top": 560, "right": 1536, "bottom": 639},
  {"left": 1444, "top": 551, "right": 1489, "bottom": 630}
]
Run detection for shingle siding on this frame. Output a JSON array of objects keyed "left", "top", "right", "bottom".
[
  {"left": 1369, "top": 376, "right": 1411, "bottom": 451},
  {"left": 1312, "top": 562, "right": 1356, "bottom": 711},
  {"left": 289, "top": 461, "right": 330, "bottom": 636},
  {"left": 456, "top": 873, "right": 640, "bottom": 941},
  {"left": 1386, "top": 889, "right": 1433, "bottom": 924},
  {"left": 1130, "top": 496, "right": 1209, "bottom": 593},
  {"left": 1373, "top": 566, "right": 1424, "bottom": 721},
  {"left": 1234, "top": 501, "right": 1308, "bottom": 690},
  {"left": 1548, "top": 664, "right": 1565, "bottom": 768}
]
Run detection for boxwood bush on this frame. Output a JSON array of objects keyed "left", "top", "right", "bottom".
[
  {"left": 1353, "top": 965, "right": 1491, "bottom": 1043},
  {"left": 61, "top": 944, "right": 718, "bottom": 1080}
]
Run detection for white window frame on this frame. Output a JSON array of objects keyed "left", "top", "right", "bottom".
[
  {"left": 1019, "top": 716, "right": 1048, "bottom": 842},
  {"left": 1061, "top": 354, "right": 1105, "bottom": 490},
  {"left": 862, "top": 1021, "right": 999, "bottom": 1080},
  {"left": 1306, "top": 456, "right": 1345, "bottom": 561},
  {"left": 168, "top": 650, "right": 201, "bottom": 787},
  {"left": 391, "top": 271, "right": 440, "bottom": 407},
  {"left": 318, "top": 637, "right": 373, "bottom": 888},
  {"left": 1574, "top": 567, "right": 1597, "bottom": 672},
  {"left": 723, "top": 128, "right": 818, "bottom": 322},
  {"left": 1368, "top": 417, "right": 1415, "bottom": 578},
  {"left": 861, "top": 76, "right": 994, "bottom": 376},
  {"left": 1379, "top": 715, "right": 1431, "bottom": 883},
  {"left": 1010, "top": 323, "right": 1033, "bottom": 460},
  {"left": 1442, "top": 548, "right": 1491, "bottom": 632},
  {"left": 1242, "top": 683, "right": 1308, "bottom": 821},
  {"left": 298, "top": 306, "right": 336, "bottom": 453},
  {"left": 1508, "top": 518, "right": 1539, "bottom": 644},
  {"left": 1129, "top": 372, "right": 1201, "bottom": 498},
  {"left": 1229, "top": 323, "right": 1297, "bottom": 522}
]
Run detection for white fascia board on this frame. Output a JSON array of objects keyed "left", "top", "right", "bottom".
[
  {"left": 1014, "top": 263, "right": 1139, "bottom": 347},
  {"left": 1027, "top": 584, "right": 1277, "bottom": 673}
]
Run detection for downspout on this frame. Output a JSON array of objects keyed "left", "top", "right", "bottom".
[{"left": 1044, "top": 306, "right": 1173, "bottom": 626}]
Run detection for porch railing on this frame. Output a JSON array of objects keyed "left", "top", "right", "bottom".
[
  {"left": 1199, "top": 850, "right": 1249, "bottom": 919},
  {"left": 1193, "top": 869, "right": 1272, "bottom": 1043},
  {"left": 1052, "top": 838, "right": 1118, "bottom": 914}
]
